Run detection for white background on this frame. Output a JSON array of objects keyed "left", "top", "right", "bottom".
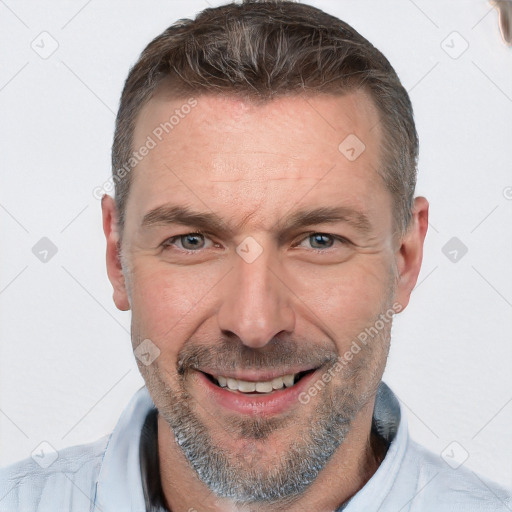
[{"left": 1, "top": 0, "right": 511, "bottom": 491}]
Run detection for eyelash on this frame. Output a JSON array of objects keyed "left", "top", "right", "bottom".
[{"left": 160, "top": 231, "right": 351, "bottom": 253}]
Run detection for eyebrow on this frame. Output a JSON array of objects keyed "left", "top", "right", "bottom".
[{"left": 140, "top": 204, "right": 372, "bottom": 236}]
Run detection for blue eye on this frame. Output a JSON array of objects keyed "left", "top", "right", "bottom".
[
  {"left": 162, "top": 233, "right": 211, "bottom": 251},
  {"left": 161, "top": 232, "right": 349, "bottom": 255},
  {"left": 181, "top": 233, "right": 205, "bottom": 250},
  {"left": 308, "top": 233, "right": 335, "bottom": 249},
  {"left": 293, "top": 232, "right": 352, "bottom": 252}
]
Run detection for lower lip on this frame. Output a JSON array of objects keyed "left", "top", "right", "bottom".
[{"left": 195, "top": 369, "right": 320, "bottom": 417}]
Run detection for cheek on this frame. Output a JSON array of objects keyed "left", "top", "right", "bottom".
[
  {"left": 293, "top": 258, "right": 394, "bottom": 341},
  {"left": 128, "top": 261, "right": 213, "bottom": 346}
]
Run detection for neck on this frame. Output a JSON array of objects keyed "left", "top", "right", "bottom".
[{"left": 157, "top": 398, "right": 385, "bottom": 512}]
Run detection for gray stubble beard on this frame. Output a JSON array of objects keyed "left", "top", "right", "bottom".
[{"left": 151, "top": 325, "right": 390, "bottom": 507}]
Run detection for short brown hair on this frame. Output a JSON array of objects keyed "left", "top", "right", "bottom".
[{"left": 112, "top": 0, "right": 418, "bottom": 235}]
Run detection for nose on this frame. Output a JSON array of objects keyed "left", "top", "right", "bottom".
[{"left": 216, "top": 248, "right": 295, "bottom": 348}]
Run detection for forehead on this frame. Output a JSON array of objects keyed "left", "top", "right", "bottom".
[{"left": 126, "top": 88, "right": 388, "bottom": 232}]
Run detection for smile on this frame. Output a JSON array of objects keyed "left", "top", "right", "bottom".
[
  {"left": 194, "top": 367, "right": 320, "bottom": 416},
  {"left": 203, "top": 370, "right": 316, "bottom": 394}
]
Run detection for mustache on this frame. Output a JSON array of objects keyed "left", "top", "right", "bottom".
[{"left": 177, "top": 337, "right": 338, "bottom": 375}]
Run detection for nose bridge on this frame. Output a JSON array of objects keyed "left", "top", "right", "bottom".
[{"left": 217, "top": 247, "right": 295, "bottom": 348}]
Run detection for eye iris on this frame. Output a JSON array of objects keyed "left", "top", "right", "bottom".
[
  {"left": 310, "top": 234, "right": 333, "bottom": 249},
  {"left": 181, "top": 234, "right": 204, "bottom": 250}
]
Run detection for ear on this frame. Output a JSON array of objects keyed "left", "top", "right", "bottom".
[
  {"left": 101, "top": 194, "right": 131, "bottom": 311},
  {"left": 393, "top": 196, "right": 429, "bottom": 311}
]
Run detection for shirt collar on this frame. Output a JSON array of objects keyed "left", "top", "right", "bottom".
[
  {"left": 93, "top": 385, "right": 155, "bottom": 511},
  {"left": 343, "top": 383, "right": 408, "bottom": 511},
  {"left": 93, "top": 381, "right": 407, "bottom": 512}
]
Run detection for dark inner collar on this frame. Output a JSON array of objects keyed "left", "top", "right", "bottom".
[{"left": 139, "top": 407, "right": 170, "bottom": 512}]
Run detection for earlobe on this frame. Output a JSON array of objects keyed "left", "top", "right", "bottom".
[
  {"left": 394, "top": 197, "right": 429, "bottom": 311},
  {"left": 101, "top": 194, "right": 131, "bottom": 311}
]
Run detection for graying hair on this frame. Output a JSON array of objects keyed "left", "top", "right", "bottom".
[{"left": 112, "top": 0, "right": 418, "bottom": 235}]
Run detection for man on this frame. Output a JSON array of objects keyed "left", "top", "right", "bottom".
[{"left": 1, "top": 1, "right": 510, "bottom": 511}]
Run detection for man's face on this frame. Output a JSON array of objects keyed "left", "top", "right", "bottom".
[{"left": 110, "top": 90, "right": 411, "bottom": 503}]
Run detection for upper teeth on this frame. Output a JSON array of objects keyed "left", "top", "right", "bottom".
[{"left": 215, "top": 374, "right": 297, "bottom": 393}]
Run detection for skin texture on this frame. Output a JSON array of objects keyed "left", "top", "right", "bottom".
[{"left": 102, "top": 90, "right": 428, "bottom": 512}]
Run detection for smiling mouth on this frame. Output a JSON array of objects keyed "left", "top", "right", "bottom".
[{"left": 200, "top": 369, "right": 316, "bottom": 395}]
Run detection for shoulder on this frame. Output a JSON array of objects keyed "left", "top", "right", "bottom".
[
  {"left": 0, "top": 434, "right": 110, "bottom": 512},
  {"left": 400, "top": 438, "right": 512, "bottom": 511}
]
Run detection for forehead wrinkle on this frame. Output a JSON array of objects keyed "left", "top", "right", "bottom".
[
  {"left": 208, "top": 176, "right": 320, "bottom": 183},
  {"left": 235, "top": 208, "right": 261, "bottom": 232},
  {"left": 217, "top": 150, "right": 302, "bottom": 158}
]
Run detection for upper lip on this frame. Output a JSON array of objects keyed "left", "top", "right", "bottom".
[{"left": 197, "top": 366, "right": 319, "bottom": 382}]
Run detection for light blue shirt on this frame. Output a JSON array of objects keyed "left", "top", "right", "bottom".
[{"left": 1, "top": 383, "right": 510, "bottom": 511}]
